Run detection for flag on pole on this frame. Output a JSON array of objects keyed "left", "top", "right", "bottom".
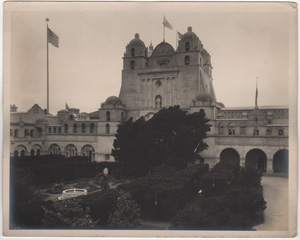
[
  {"left": 47, "top": 27, "right": 59, "bottom": 48},
  {"left": 163, "top": 16, "right": 173, "bottom": 30},
  {"left": 255, "top": 79, "right": 258, "bottom": 108},
  {"left": 177, "top": 31, "right": 183, "bottom": 39}
]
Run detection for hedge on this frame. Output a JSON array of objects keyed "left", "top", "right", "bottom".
[
  {"left": 171, "top": 161, "right": 266, "bottom": 230},
  {"left": 118, "top": 164, "right": 209, "bottom": 221},
  {"left": 10, "top": 155, "right": 125, "bottom": 186}
]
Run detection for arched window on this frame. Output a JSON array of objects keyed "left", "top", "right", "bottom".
[
  {"left": 48, "top": 128, "right": 52, "bottom": 134},
  {"left": 278, "top": 128, "right": 284, "bottom": 136},
  {"left": 185, "top": 42, "right": 190, "bottom": 51},
  {"left": 228, "top": 123, "right": 235, "bottom": 135},
  {"left": 65, "top": 144, "right": 77, "bottom": 158},
  {"left": 20, "top": 150, "right": 26, "bottom": 157},
  {"left": 25, "top": 129, "right": 29, "bottom": 136},
  {"left": 73, "top": 124, "right": 77, "bottom": 133},
  {"left": 53, "top": 127, "right": 57, "bottom": 133},
  {"left": 31, "top": 149, "right": 35, "bottom": 156},
  {"left": 253, "top": 128, "right": 259, "bottom": 136},
  {"left": 218, "top": 123, "right": 224, "bottom": 135},
  {"left": 155, "top": 95, "right": 162, "bottom": 108},
  {"left": 121, "top": 112, "right": 124, "bottom": 121},
  {"left": 14, "top": 150, "right": 19, "bottom": 157},
  {"left": 130, "top": 60, "right": 135, "bottom": 69},
  {"left": 106, "top": 124, "right": 110, "bottom": 134},
  {"left": 185, "top": 56, "right": 190, "bottom": 65},
  {"left": 49, "top": 144, "right": 61, "bottom": 155},
  {"left": 90, "top": 123, "right": 95, "bottom": 133},
  {"left": 36, "top": 149, "right": 41, "bottom": 156},
  {"left": 106, "top": 111, "right": 110, "bottom": 121},
  {"left": 240, "top": 123, "right": 246, "bottom": 135},
  {"left": 14, "top": 129, "right": 19, "bottom": 137},
  {"left": 131, "top": 48, "right": 135, "bottom": 57},
  {"left": 64, "top": 124, "right": 68, "bottom": 133},
  {"left": 30, "top": 129, "right": 34, "bottom": 137},
  {"left": 82, "top": 123, "right": 86, "bottom": 133},
  {"left": 37, "top": 127, "right": 42, "bottom": 137},
  {"left": 266, "top": 128, "right": 272, "bottom": 136}
]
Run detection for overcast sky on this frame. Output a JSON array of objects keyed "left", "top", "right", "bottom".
[{"left": 6, "top": 2, "right": 296, "bottom": 114}]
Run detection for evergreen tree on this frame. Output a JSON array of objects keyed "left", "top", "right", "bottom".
[{"left": 112, "top": 106, "right": 211, "bottom": 172}]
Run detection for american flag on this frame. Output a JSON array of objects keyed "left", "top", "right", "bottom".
[{"left": 47, "top": 27, "right": 59, "bottom": 48}]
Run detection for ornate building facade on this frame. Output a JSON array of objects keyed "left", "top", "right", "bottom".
[{"left": 10, "top": 26, "right": 289, "bottom": 173}]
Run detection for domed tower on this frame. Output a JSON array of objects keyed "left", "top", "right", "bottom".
[
  {"left": 123, "top": 33, "right": 147, "bottom": 70},
  {"left": 176, "top": 26, "right": 216, "bottom": 99}
]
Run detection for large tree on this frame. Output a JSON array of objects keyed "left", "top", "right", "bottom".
[{"left": 112, "top": 106, "right": 211, "bottom": 172}]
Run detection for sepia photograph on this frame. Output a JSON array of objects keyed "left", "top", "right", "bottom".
[{"left": 2, "top": 1, "right": 298, "bottom": 238}]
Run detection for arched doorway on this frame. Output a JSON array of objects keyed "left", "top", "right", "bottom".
[
  {"left": 31, "top": 144, "right": 42, "bottom": 157},
  {"left": 31, "top": 149, "right": 35, "bottom": 156},
  {"left": 13, "top": 150, "right": 19, "bottom": 157},
  {"left": 246, "top": 149, "right": 267, "bottom": 172},
  {"left": 65, "top": 144, "right": 77, "bottom": 157},
  {"left": 220, "top": 148, "right": 240, "bottom": 165},
  {"left": 273, "top": 149, "right": 288, "bottom": 173},
  {"left": 81, "top": 145, "right": 95, "bottom": 162},
  {"left": 20, "top": 150, "right": 26, "bottom": 157},
  {"left": 14, "top": 145, "right": 27, "bottom": 158},
  {"left": 49, "top": 144, "right": 61, "bottom": 155}
]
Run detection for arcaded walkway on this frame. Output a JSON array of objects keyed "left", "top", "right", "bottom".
[{"left": 255, "top": 175, "right": 288, "bottom": 231}]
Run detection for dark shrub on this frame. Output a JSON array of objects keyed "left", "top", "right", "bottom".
[
  {"left": 118, "top": 164, "right": 208, "bottom": 221},
  {"left": 80, "top": 189, "right": 120, "bottom": 226},
  {"left": 10, "top": 200, "right": 51, "bottom": 229},
  {"left": 172, "top": 162, "right": 266, "bottom": 230}
]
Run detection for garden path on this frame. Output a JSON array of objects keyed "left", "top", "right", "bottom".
[{"left": 255, "top": 174, "right": 288, "bottom": 231}]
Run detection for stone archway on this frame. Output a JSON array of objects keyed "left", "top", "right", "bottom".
[
  {"left": 246, "top": 149, "right": 267, "bottom": 172},
  {"left": 31, "top": 144, "right": 42, "bottom": 156},
  {"left": 81, "top": 145, "right": 95, "bottom": 162},
  {"left": 49, "top": 144, "right": 61, "bottom": 155},
  {"left": 220, "top": 148, "right": 240, "bottom": 165},
  {"left": 14, "top": 145, "right": 27, "bottom": 157},
  {"left": 273, "top": 149, "right": 288, "bottom": 173},
  {"left": 65, "top": 144, "right": 78, "bottom": 157},
  {"left": 14, "top": 150, "right": 18, "bottom": 157}
]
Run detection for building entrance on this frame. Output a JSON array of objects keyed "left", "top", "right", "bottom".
[
  {"left": 246, "top": 149, "right": 267, "bottom": 172},
  {"left": 273, "top": 149, "right": 288, "bottom": 173}
]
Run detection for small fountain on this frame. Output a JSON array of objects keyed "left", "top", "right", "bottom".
[{"left": 58, "top": 188, "right": 87, "bottom": 200}]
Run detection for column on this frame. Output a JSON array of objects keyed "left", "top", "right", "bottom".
[
  {"left": 151, "top": 79, "right": 154, "bottom": 108},
  {"left": 147, "top": 79, "right": 150, "bottom": 108},
  {"left": 165, "top": 78, "right": 168, "bottom": 107},
  {"left": 141, "top": 79, "right": 144, "bottom": 108},
  {"left": 164, "top": 78, "right": 167, "bottom": 108},
  {"left": 266, "top": 158, "right": 273, "bottom": 173},
  {"left": 240, "top": 158, "right": 246, "bottom": 168},
  {"left": 175, "top": 77, "right": 178, "bottom": 105}
]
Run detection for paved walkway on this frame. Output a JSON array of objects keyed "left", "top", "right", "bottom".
[{"left": 255, "top": 175, "right": 288, "bottom": 231}]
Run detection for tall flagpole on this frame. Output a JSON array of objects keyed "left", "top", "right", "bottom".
[
  {"left": 255, "top": 77, "right": 258, "bottom": 109},
  {"left": 163, "top": 25, "right": 165, "bottom": 42},
  {"left": 46, "top": 18, "right": 49, "bottom": 114}
]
